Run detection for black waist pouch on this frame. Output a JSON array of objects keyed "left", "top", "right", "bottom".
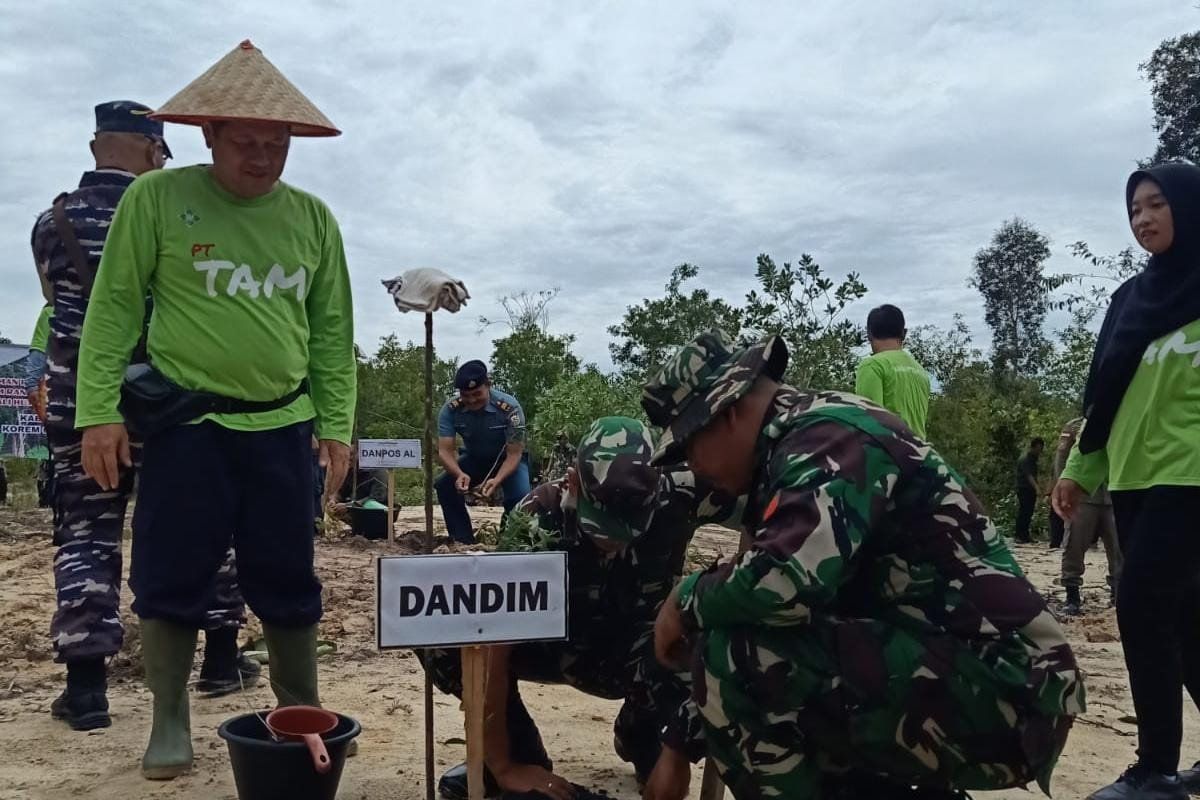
[{"left": 119, "top": 363, "right": 308, "bottom": 437}]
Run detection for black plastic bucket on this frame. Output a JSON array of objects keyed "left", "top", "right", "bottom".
[{"left": 218, "top": 711, "right": 361, "bottom": 800}]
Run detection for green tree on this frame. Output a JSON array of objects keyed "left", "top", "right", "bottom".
[
  {"left": 530, "top": 368, "right": 644, "bottom": 457},
  {"left": 1141, "top": 31, "right": 1200, "bottom": 165},
  {"left": 608, "top": 264, "right": 743, "bottom": 379},
  {"left": 483, "top": 290, "right": 580, "bottom": 423},
  {"left": 905, "top": 314, "right": 982, "bottom": 387},
  {"left": 354, "top": 336, "right": 458, "bottom": 504},
  {"left": 741, "top": 253, "right": 867, "bottom": 390},
  {"left": 355, "top": 335, "right": 458, "bottom": 440},
  {"left": 970, "top": 218, "right": 1052, "bottom": 376},
  {"left": 1042, "top": 309, "right": 1098, "bottom": 405},
  {"left": 490, "top": 325, "right": 580, "bottom": 423},
  {"left": 1041, "top": 242, "right": 1146, "bottom": 404}
]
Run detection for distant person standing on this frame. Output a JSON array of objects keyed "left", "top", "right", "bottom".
[
  {"left": 1047, "top": 421, "right": 1069, "bottom": 549},
  {"left": 25, "top": 304, "right": 51, "bottom": 420},
  {"left": 26, "top": 305, "right": 54, "bottom": 511},
  {"left": 1056, "top": 418, "right": 1121, "bottom": 616},
  {"left": 1014, "top": 438, "right": 1044, "bottom": 544},
  {"left": 854, "top": 304, "right": 931, "bottom": 437}
]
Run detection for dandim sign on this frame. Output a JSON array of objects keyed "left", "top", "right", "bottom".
[{"left": 377, "top": 552, "right": 569, "bottom": 648}]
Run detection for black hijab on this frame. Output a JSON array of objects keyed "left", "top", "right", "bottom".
[{"left": 1079, "top": 162, "right": 1200, "bottom": 454}]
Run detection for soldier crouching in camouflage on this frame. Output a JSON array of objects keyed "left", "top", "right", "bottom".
[
  {"left": 32, "top": 101, "right": 257, "bottom": 731},
  {"left": 643, "top": 331, "right": 1085, "bottom": 800},
  {"left": 422, "top": 416, "right": 741, "bottom": 800}
]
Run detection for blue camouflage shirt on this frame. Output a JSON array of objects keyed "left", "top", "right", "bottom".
[
  {"left": 31, "top": 169, "right": 137, "bottom": 430},
  {"left": 437, "top": 388, "right": 525, "bottom": 459}
]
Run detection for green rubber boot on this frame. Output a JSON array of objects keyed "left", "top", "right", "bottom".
[
  {"left": 262, "top": 623, "right": 319, "bottom": 707},
  {"left": 140, "top": 619, "right": 198, "bottom": 780}
]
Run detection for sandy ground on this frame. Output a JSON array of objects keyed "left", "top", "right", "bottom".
[{"left": 0, "top": 497, "right": 1195, "bottom": 800}]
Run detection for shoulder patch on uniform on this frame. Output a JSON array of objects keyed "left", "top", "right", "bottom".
[
  {"left": 496, "top": 400, "right": 513, "bottom": 412},
  {"left": 449, "top": 398, "right": 463, "bottom": 410}
]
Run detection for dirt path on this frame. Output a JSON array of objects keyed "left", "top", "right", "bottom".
[{"left": 0, "top": 504, "right": 1194, "bottom": 799}]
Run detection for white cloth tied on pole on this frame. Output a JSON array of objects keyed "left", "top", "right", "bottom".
[{"left": 382, "top": 268, "right": 470, "bottom": 314}]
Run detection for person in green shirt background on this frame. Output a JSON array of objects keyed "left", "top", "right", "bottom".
[
  {"left": 24, "top": 304, "right": 51, "bottom": 419},
  {"left": 1053, "top": 163, "right": 1200, "bottom": 800},
  {"left": 854, "top": 304, "right": 931, "bottom": 437},
  {"left": 75, "top": 41, "right": 356, "bottom": 780}
]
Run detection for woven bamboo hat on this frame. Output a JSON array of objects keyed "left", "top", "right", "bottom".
[{"left": 150, "top": 40, "right": 340, "bottom": 136}]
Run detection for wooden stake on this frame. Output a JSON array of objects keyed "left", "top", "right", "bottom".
[
  {"left": 461, "top": 646, "right": 487, "bottom": 800},
  {"left": 423, "top": 311, "right": 435, "bottom": 554},
  {"left": 423, "top": 311, "right": 436, "bottom": 800},
  {"left": 386, "top": 468, "right": 396, "bottom": 542},
  {"left": 699, "top": 758, "right": 725, "bottom": 800}
]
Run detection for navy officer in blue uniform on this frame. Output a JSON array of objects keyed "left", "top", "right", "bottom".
[{"left": 435, "top": 360, "right": 530, "bottom": 543}]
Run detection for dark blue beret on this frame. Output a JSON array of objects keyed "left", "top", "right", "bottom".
[
  {"left": 95, "top": 100, "right": 172, "bottom": 158},
  {"left": 455, "top": 360, "right": 489, "bottom": 390}
]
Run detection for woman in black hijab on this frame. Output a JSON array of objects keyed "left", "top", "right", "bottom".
[{"left": 1055, "top": 162, "right": 1200, "bottom": 800}]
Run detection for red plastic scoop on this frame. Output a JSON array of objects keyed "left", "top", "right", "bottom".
[{"left": 265, "top": 706, "right": 338, "bottom": 774}]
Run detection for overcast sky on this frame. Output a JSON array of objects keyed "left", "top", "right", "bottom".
[{"left": 0, "top": 1, "right": 1192, "bottom": 370}]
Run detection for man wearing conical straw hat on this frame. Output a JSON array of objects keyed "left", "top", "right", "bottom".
[{"left": 75, "top": 40, "right": 356, "bottom": 780}]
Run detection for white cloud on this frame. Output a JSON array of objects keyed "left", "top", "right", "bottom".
[{"left": 0, "top": 0, "right": 1192, "bottom": 378}]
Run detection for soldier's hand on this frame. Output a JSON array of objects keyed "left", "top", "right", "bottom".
[
  {"left": 319, "top": 439, "right": 352, "bottom": 506},
  {"left": 81, "top": 423, "right": 132, "bottom": 491},
  {"left": 479, "top": 478, "right": 498, "bottom": 498},
  {"left": 654, "top": 584, "right": 690, "bottom": 670},
  {"left": 493, "top": 764, "right": 574, "bottom": 800},
  {"left": 1051, "top": 479, "right": 1085, "bottom": 522},
  {"left": 642, "top": 746, "right": 690, "bottom": 800},
  {"left": 455, "top": 473, "right": 471, "bottom": 493}
]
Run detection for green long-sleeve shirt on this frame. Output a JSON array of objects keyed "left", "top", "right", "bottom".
[
  {"left": 30, "top": 305, "right": 51, "bottom": 353},
  {"left": 75, "top": 165, "right": 356, "bottom": 443},
  {"left": 854, "top": 349, "right": 930, "bottom": 437},
  {"left": 1063, "top": 317, "right": 1200, "bottom": 494}
]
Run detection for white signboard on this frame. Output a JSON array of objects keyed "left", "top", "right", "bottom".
[
  {"left": 377, "top": 552, "right": 569, "bottom": 648},
  {"left": 358, "top": 438, "right": 422, "bottom": 469}
]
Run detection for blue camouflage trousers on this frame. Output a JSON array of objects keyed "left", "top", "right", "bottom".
[{"left": 48, "top": 425, "right": 246, "bottom": 662}]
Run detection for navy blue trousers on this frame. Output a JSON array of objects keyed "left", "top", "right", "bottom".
[
  {"left": 130, "top": 421, "right": 322, "bottom": 628},
  {"left": 434, "top": 451, "right": 530, "bottom": 543}
]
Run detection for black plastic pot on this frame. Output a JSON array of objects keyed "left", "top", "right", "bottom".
[
  {"left": 218, "top": 711, "right": 361, "bottom": 800},
  {"left": 349, "top": 505, "right": 397, "bottom": 540}
]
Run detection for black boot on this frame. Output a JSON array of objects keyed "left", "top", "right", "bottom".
[
  {"left": 50, "top": 657, "right": 110, "bottom": 731},
  {"left": 1087, "top": 764, "right": 1187, "bottom": 799},
  {"left": 196, "top": 627, "right": 261, "bottom": 697},
  {"left": 1178, "top": 761, "right": 1200, "bottom": 795},
  {"left": 439, "top": 707, "right": 551, "bottom": 799},
  {"left": 1064, "top": 585, "right": 1083, "bottom": 616},
  {"left": 438, "top": 763, "right": 502, "bottom": 800}
]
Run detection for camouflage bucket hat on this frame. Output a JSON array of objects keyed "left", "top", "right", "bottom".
[
  {"left": 575, "top": 416, "right": 660, "bottom": 545},
  {"left": 642, "top": 329, "right": 788, "bottom": 466}
]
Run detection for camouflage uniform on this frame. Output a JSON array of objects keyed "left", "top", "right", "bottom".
[
  {"left": 643, "top": 331, "right": 1085, "bottom": 800},
  {"left": 1055, "top": 419, "right": 1122, "bottom": 592},
  {"left": 424, "top": 416, "right": 741, "bottom": 778},
  {"left": 33, "top": 165, "right": 245, "bottom": 662}
]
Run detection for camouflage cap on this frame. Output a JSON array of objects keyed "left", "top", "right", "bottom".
[
  {"left": 575, "top": 416, "right": 660, "bottom": 545},
  {"left": 642, "top": 329, "right": 788, "bottom": 466}
]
